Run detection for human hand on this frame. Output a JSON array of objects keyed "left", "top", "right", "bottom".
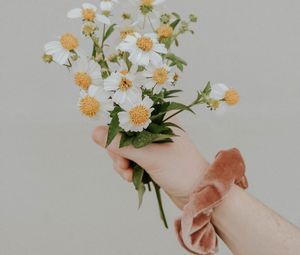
[{"left": 92, "top": 125, "right": 209, "bottom": 209}]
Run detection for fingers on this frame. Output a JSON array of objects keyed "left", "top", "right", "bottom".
[
  {"left": 92, "top": 126, "right": 153, "bottom": 164},
  {"left": 108, "top": 151, "right": 133, "bottom": 182}
]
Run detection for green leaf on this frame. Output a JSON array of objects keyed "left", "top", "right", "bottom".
[
  {"left": 147, "top": 123, "right": 168, "bottom": 134},
  {"left": 103, "top": 24, "right": 116, "bottom": 41},
  {"left": 164, "top": 122, "right": 185, "bottom": 131},
  {"left": 167, "top": 102, "right": 195, "bottom": 113},
  {"left": 119, "top": 133, "right": 134, "bottom": 148},
  {"left": 165, "top": 53, "right": 187, "bottom": 71},
  {"left": 202, "top": 81, "right": 212, "bottom": 95},
  {"left": 153, "top": 133, "right": 177, "bottom": 142},
  {"left": 132, "top": 131, "right": 159, "bottom": 148},
  {"left": 153, "top": 182, "right": 168, "bottom": 228},
  {"left": 132, "top": 164, "right": 146, "bottom": 208},
  {"left": 172, "top": 12, "right": 181, "bottom": 19},
  {"left": 170, "top": 19, "right": 180, "bottom": 30},
  {"left": 106, "top": 114, "right": 121, "bottom": 147},
  {"left": 164, "top": 89, "right": 183, "bottom": 97}
]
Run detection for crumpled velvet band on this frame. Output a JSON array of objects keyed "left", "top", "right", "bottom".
[{"left": 175, "top": 148, "right": 248, "bottom": 255}]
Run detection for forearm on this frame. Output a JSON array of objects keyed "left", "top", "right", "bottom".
[{"left": 212, "top": 185, "right": 300, "bottom": 255}]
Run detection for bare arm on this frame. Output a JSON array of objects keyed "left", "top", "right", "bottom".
[{"left": 213, "top": 185, "right": 300, "bottom": 255}]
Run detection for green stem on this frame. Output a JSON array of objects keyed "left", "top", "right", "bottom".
[
  {"left": 154, "top": 182, "right": 168, "bottom": 229},
  {"left": 164, "top": 93, "right": 209, "bottom": 122},
  {"left": 148, "top": 16, "right": 155, "bottom": 31}
]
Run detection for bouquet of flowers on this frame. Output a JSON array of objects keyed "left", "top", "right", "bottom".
[{"left": 43, "top": 0, "right": 240, "bottom": 228}]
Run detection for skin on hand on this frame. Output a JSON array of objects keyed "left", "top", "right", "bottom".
[{"left": 92, "top": 125, "right": 209, "bottom": 209}]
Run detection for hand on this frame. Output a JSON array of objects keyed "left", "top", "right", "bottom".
[{"left": 92, "top": 125, "right": 209, "bottom": 209}]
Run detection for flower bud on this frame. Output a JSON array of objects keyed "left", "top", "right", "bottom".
[
  {"left": 160, "top": 13, "right": 171, "bottom": 24},
  {"left": 42, "top": 54, "right": 53, "bottom": 63},
  {"left": 189, "top": 14, "right": 198, "bottom": 23}
]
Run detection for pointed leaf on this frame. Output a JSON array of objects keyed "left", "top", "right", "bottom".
[
  {"left": 103, "top": 24, "right": 116, "bottom": 41},
  {"left": 106, "top": 115, "right": 121, "bottom": 147}
]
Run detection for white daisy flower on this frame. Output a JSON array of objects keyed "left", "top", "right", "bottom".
[
  {"left": 78, "top": 85, "right": 114, "bottom": 123},
  {"left": 67, "top": 3, "right": 110, "bottom": 25},
  {"left": 210, "top": 84, "right": 240, "bottom": 105},
  {"left": 143, "top": 62, "right": 175, "bottom": 94},
  {"left": 132, "top": 0, "right": 166, "bottom": 15},
  {"left": 117, "top": 32, "right": 167, "bottom": 66},
  {"left": 72, "top": 58, "right": 102, "bottom": 90},
  {"left": 44, "top": 33, "right": 79, "bottom": 65},
  {"left": 104, "top": 69, "right": 142, "bottom": 104},
  {"left": 209, "top": 83, "right": 240, "bottom": 111},
  {"left": 118, "top": 96, "right": 154, "bottom": 132}
]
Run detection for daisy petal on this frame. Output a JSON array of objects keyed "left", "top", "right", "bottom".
[
  {"left": 82, "top": 3, "right": 97, "bottom": 11},
  {"left": 67, "top": 8, "right": 82, "bottom": 19},
  {"left": 96, "top": 14, "right": 111, "bottom": 24},
  {"left": 53, "top": 50, "right": 70, "bottom": 65}
]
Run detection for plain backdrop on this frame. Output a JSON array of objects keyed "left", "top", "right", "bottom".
[{"left": 0, "top": 0, "right": 300, "bottom": 254}]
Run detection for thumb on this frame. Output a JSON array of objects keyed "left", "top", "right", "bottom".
[{"left": 92, "top": 126, "right": 157, "bottom": 168}]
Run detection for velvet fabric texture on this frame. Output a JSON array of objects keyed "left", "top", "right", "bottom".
[{"left": 175, "top": 148, "right": 248, "bottom": 255}]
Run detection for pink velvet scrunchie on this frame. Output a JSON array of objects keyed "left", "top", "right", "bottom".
[{"left": 175, "top": 148, "right": 248, "bottom": 255}]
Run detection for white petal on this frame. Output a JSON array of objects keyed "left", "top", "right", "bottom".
[
  {"left": 53, "top": 49, "right": 70, "bottom": 65},
  {"left": 124, "top": 35, "right": 137, "bottom": 43},
  {"left": 153, "top": 84, "right": 163, "bottom": 94},
  {"left": 144, "top": 80, "right": 156, "bottom": 89},
  {"left": 44, "top": 41, "right": 62, "bottom": 55},
  {"left": 104, "top": 74, "right": 120, "bottom": 91},
  {"left": 88, "top": 85, "right": 99, "bottom": 97},
  {"left": 67, "top": 8, "right": 82, "bottom": 19},
  {"left": 145, "top": 33, "right": 158, "bottom": 41},
  {"left": 139, "top": 53, "right": 150, "bottom": 66},
  {"left": 102, "top": 99, "right": 114, "bottom": 111},
  {"left": 210, "top": 83, "right": 228, "bottom": 100},
  {"left": 100, "top": 1, "right": 113, "bottom": 11},
  {"left": 112, "top": 90, "right": 127, "bottom": 104},
  {"left": 77, "top": 57, "right": 89, "bottom": 72},
  {"left": 153, "top": 43, "right": 167, "bottom": 54},
  {"left": 149, "top": 51, "right": 162, "bottom": 66},
  {"left": 117, "top": 42, "right": 131, "bottom": 52},
  {"left": 143, "top": 96, "right": 153, "bottom": 108},
  {"left": 153, "top": 0, "right": 165, "bottom": 5},
  {"left": 129, "top": 49, "right": 143, "bottom": 65},
  {"left": 82, "top": 3, "right": 97, "bottom": 11},
  {"left": 118, "top": 112, "right": 130, "bottom": 124},
  {"left": 96, "top": 14, "right": 111, "bottom": 24}
]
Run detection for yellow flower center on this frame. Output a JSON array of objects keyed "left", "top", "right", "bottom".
[
  {"left": 119, "top": 77, "right": 133, "bottom": 91},
  {"left": 129, "top": 105, "right": 150, "bottom": 126},
  {"left": 140, "top": 0, "right": 153, "bottom": 7},
  {"left": 82, "top": 8, "right": 96, "bottom": 21},
  {"left": 60, "top": 33, "right": 79, "bottom": 51},
  {"left": 74, "top": 72, "right": 92, "bottom": 90},
  {"left": 157, "top": 25, "right": 173, "bottom": 38},
  {"left": 80, "top": 96, "right": 100, "bottom": 117},
  {"left": 119, "top": 69, "right": 129, "bottom": 75},
  {"left": 120, "top": 27, "right": 135, "bottom": 40},
  {"left": 224, "top": 89, "right": 240, "bottom": 106},
  {"left": 136, "top": 36, "right": 153, "bottom": 52},
  {"left": 153, "top": 68, "right": 168, "bottom": 85}
]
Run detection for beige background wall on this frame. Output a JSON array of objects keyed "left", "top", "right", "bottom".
[{"left": 0, "top": 0, "right": 300, "bottom": 254}]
